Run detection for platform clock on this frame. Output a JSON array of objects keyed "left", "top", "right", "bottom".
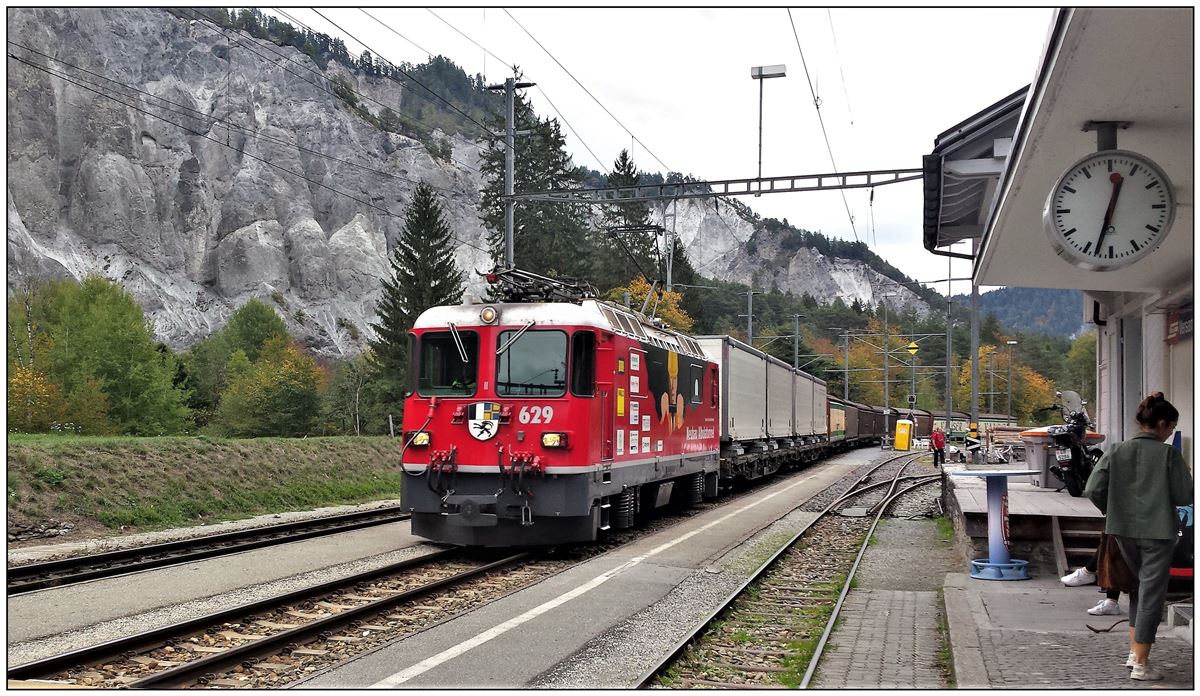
[{"left": 1043, "top": 150, "right": 1175, "bottom": 271}]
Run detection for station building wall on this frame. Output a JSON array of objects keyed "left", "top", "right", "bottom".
[{"left": 1093, "top": 288, "right": 1193, "bottom": 468}]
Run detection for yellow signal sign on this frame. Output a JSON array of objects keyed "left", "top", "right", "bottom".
[{"left": 906, "top": 342, "right": 919, "bottom": 355}]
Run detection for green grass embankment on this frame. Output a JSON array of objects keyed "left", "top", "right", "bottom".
[{"left": 6, "top": 435, "right": 402, "bottom": 534}]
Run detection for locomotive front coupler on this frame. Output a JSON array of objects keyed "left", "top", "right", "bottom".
[{"left": 504, "top": 449, "right": 544, "bottom": 526}]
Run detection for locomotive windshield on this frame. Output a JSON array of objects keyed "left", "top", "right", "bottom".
[
  {"left": 417, "top": 331, "right": 479, "bottom": 396},
  {"left": 496, "top": 329, "right": 567, "bottom": 397}
]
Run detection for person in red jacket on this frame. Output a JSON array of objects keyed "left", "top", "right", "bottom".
[{"left": 930, "top": 427, "right": 946, "bottom": 468}]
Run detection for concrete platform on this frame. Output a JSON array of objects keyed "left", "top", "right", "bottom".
[{"left": 944, "top": 573, "right": 1194, "bottom": 688}]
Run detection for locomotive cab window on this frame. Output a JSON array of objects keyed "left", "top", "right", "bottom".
[
  {"left": 417, "top": 331, "right": 479, "bottom": 396},
  {"left": 496, "top": 329, "right": 567, "bottom": 397},
  {"left": 570, "top": 331, "right": 596, "bottom": 397}
]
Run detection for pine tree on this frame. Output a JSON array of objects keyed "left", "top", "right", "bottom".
[
  {"left": 594, "top": 149, "right": 657, "bottom": 291},
  {"left": 369, "top": 182, "right": 465, "bottom": 390}
]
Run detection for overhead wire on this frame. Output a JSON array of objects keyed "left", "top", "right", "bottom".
[
  {"left": 405, "top": 7, "right": 609, "bottom": 173},
  {"left": 787, "top": 8, "right": 859, "bottom": 243},
  {"left": 182, "top": 9, "right": 485, "bottom": 175},
  {"left": 6, "top": 52, "right": 494, "bottom": 258},
  {"left": 355, "top": 8, "right": 436, "bottom": 59},
  {"left": 502, "top": 8, "right": 748, "bottom": 282},
  {"left": 309, "top": 8, "right": 498, "bottom": 135},
  {"left": 826, "top": 9, "right": 854, "bottom": 127},
  {"left": 504, "top": 9, "right": 672, "bottom": 175},
  {"left": 426, "top": 8, "right": 511, "bottom": 71},
  {"left": 6, "top": 41, "right": 467, "bottom": 196}
]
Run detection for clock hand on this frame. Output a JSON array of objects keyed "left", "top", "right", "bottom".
[{"left": 1095, "top": 172, "right": 1123, "bottom": 255}]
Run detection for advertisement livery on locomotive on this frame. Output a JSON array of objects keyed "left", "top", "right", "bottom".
[{"left": 400, "top": 273, "right": 933, "bottom": 547}]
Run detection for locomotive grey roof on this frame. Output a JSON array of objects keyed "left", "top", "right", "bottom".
[{"left": 413, "top": 300, "right": 706, "bottom": 360}]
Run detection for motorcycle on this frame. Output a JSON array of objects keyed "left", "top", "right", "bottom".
[{"left": 1039, "top": 390, "right": 1103, "bottom": 497}]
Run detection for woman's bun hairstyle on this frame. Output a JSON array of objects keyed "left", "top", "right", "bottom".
[{"left": 1136, "top": 391, "right": 1179, "bottom": 427}]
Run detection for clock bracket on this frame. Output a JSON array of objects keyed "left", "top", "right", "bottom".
[{"left": 1081, "top": 120, "right": 1133, "bottom": 152}]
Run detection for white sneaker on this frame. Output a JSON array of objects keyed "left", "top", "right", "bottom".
[
  {"left": 1130, "top": 662, "right": 1164, "bottom": 681},
  {"left": 1061, "top": 567, "right": 1097, "bottom": 586},
  {"left": 1125, "top": 652, "right": 1136, "bottom": 669},
  {"left": 1087, "top": 598, "right": 1121, "bottom": 616}
]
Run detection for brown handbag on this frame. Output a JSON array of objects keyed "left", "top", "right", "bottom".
[{"left": 1096, "top": 533, "right": 1138, "bottom": 593}]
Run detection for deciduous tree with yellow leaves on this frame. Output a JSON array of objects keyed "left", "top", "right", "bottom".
[{"left": 604, "top": 276, "right": 694, "bottom": 333}]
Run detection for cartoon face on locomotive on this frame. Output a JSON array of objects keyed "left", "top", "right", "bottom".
[{"left": 400, "top": 299, "right": 721, "bottom": 547}]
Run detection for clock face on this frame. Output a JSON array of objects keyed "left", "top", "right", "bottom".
[{"left": 1043, "top": 150, "right": 1175, "bottom": 271}]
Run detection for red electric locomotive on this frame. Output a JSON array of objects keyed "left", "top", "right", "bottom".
[{"left": 400, "top": 270, "right": 721, "bottom": 547}]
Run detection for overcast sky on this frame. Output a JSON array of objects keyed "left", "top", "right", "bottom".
[{"left": 265, "top": 6, "right": 1054, "bottom": 297}]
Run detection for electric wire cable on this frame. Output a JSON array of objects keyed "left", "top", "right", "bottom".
[
  {"left": 189, "top": 8, "right": 486, "bottom": 172},
  {"left": 311, "top": 8, "right": 498, "bottom": 136},
  {"left": 6, "top": 41, "right": 467, "bottom": 197},
  {"left": 504, "top": 9, "right": 748, "bottom": 285},
  {"left": 504, "top": 9, "right": 672, "bottom": 176},
  {"left": 426, "top": 8, "right": 512, "bottom": 70},
  {"left": 826, "top": 9, "right": 854, "bottom": 127},
  {"left": 787, "top": 8, "right": 859, "bottom": 243},
  {"left": 7, "top": 53, "right": 494, "bottom": 258},
  {"left": 392, "top": 7, "right": 609, "bottom": 174},
  {"left": 181, "top": 9, "right": 485, "bottom": 175},
  {"left": 354, "top": 8, "right": 436, "bottom": 59}
]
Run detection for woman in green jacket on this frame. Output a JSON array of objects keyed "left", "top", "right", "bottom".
[{"left": 1084, "top": 392, "right": 1192, "bottom": 682}]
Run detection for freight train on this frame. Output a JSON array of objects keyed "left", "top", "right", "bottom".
[{"left": 400, "top": 270, "right": 928, "bottom": 547}]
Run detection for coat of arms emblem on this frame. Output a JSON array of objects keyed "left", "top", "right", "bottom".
[{"left": 468, "top": 402, "right": 502, "bottom": 441}]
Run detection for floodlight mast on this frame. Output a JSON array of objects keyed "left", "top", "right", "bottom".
[{"left": 751, "top": 64, "right": 787, "bottom": 196}]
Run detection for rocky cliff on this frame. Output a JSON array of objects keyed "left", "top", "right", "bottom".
[
  {"left": 7, "top": 7, "right": 491, "bottom": 356},
  {"left": 653, "top": 201, "right": 928, "bottom": 315},
  {"left": 7, "top": 8, "right": 927, "bottom": 357}
]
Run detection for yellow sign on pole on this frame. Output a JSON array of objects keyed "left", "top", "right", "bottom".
[{"left": 906, "top": 341, "right": 919, "bottom": 355}]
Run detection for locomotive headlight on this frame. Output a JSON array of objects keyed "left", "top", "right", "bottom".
[
  {"left": 541, "top": 432, "right": 568, "bottom": 448},
  {"left": 410, "top": 431, "right": 431, "bottom": 446},
  {"left": 480, "top": 306, "right": 498, "bottom": 324}
]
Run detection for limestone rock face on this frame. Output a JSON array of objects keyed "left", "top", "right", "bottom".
[
  {"left": 654, "top": 200, "right": 929, "bottom": 317},
  {"left": 6, "top": 7, "right": 490, "bottom": 356},
  {"left": 7, "top": 8, "right": 927, "bottom": 357},
  {"left": 215, "top": 220, "right": 288, "bottom": 296}
]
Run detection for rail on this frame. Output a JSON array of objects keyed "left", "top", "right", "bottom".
[
  {"left": 636, "top": 450, "right": 933, "bottom": 687},
  {"left": 7, "top": 507, "right": 410, "bottom": 595}
]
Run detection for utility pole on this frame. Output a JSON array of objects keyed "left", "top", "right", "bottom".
[
  {"left": 1006, "top": 339, "right": 1018, "bottom": 425},
  {"left": 911, "top": 334, "right": 917, "bottom": 412},
  {"left": 664, "top": 199, "right": 678, "bottom": 291},
  {"left": 843, "top": 330, "right": 850, "bottom": 400},
  {"left": 882, "top": 297, "right": 891, "bottom": 443},
  {"left": 969, "top": 241, "right": 981, "bottom": 464},
  {"left": 793, "top": 314, "right": 801, "bottom": 368},
  {"left": 487, "top": 75, "right": 535, "bottom": 269},
  {"left": 987, "top": 352, "right": 995, "bottom": 414},
  {"left": 945, "top": 260, "right": 953, "bottom": 440},
  {"left": 740, "top": 287, "right": 758, "bottom": 345}
]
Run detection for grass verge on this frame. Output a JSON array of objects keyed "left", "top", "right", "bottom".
[
  {"left": 935, "top": 589, "right": 957, "bottom": 687},
  {"left": 7, "top": 434, "right": 401, "bottom": 535}
]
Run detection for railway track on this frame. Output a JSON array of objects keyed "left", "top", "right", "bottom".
[
  {"left": 7, "top": 548, "right": 537, "bottom": 688},
  {"left": 9, "top": 449, "right": 903, "bottom": 689},
  {"left": 7, "top": 506, "right": 410, "bottom": 596},
  {"left": 639, "top": 450, "right": 941, "bottom": 689}
]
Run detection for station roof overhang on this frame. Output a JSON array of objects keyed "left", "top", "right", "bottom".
[
  {"left": 973, "top": 8, "right": 1193, "bottom": 295},
  {"left": 922, "top": 87, "right": 1027, "bottom": 254}
]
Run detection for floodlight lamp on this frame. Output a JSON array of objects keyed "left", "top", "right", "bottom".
[{"left": 750, "top": 65, "right": 787, "bottom": 79}]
